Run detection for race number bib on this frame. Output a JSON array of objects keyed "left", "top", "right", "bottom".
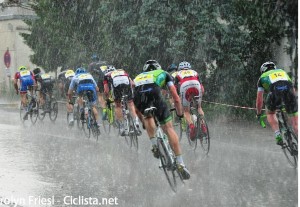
[
  {"left": 78, "top": 74, "right": 89, "bottom": 80},
  {"left": 134, "top": 74, "right": 154, "bottom": 86},
  {"left": 41, "top": 74, "right": 50, "bottom": 80},
  {"left": 20, "top": 70, "right": 30, "bottom": 77},
  {"left": 65, "top": 70, "right": 75, "bottom": 78},
  {"left": 178, "top": 70, "right": 195, "bottom": 78},
  {"left": 111, "top": 70, "right": 126, "bottom": 78},
  {"left": 113, "top": 76, "right": 129, "bottom": 87},
  {"left": 269, "top": 71, "right": 288, "bottom": 83}
]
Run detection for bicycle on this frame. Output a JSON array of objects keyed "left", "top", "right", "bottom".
[
  {"left": 259, "top": 104, "right": 298, "bottom": 168},
  {"left": 144, "top": 107, "right": 184, "bottom": 192},
  {"left": 67, "top": 95, "right": 81, "bottom": 129},
  {"left": 38, "top": 90, "right": 58, "bottom": 122},
  {"left": 183, "top": 96, "right": 210, "bottom": 154},
  {"left": 121, "top": 95, "right": 140, "bottom": 150},
  {"left": 81, "top": 91, "right": 100, "bottom": 140},
  {"left": 102, "top": 97, "right": 118, "bottom": 134},
  {"left": 19, "top": 89, "right": 39, "bottom": 125}
]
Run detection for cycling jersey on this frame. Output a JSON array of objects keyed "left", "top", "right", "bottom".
[
  {"left": 257, "top": 69, "right": 297, "bottom": 114},
  {"left": 14, "top": 70, "right": 35, "bottom": 93},
  {"left": 36, "top": 73, "right": 55, "bottom": 95},
  {"left": 89, "top": 62, "right": 107, "bottom": 93},
  {"left": 104, "top": 69, "right": 133, "bottom": 101},
  {"left": 174, "top": 69, "right": 203, "bottom": 107},
  {"left": 64, "top": 70, "right": 75, "bottom": 95},
  {"left": 133, "top": 70, "right": 174, "bottom": 124},
  {"left": 69, "top": 73, "right": 98, "bottom": 104}
]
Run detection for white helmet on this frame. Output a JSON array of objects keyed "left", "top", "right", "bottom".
[
  {"left": 260, "top": 61, "right": 276, "bottom": 73},
  {"left": 178, "top": 61, "right": 191, "bottom": 70},
  {"left": 104, "top": 65, "right": 116, "bottom": 74}
]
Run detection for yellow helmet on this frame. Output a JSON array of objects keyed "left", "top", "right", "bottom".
[
  {"left": 65, "top": 69, "right": 75, "bottom": 78},
  {"left": 18, "top": 66, "right": 27, "bottom": 71},
  {"left": 100, "top": 65, "right": 108, "bottom": 72}
]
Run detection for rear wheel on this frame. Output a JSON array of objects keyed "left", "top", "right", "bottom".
[
  {"left": 282, "top": 130, "right": 298, "bottom": 168},
  {"left": 49, "top": 98, "right": 58, "bottom": 122},
  {"left": 128, "top": 115, "right": 138, "bottom": 150},
  {"left": 82, "top": 110, "right": 91, "bottom": 138},
  {"left": 198, "top": 117, "right": 210, "bottom": 154},
  {"left": 30, "top": 101, "right": 39, "bottom": 125}
]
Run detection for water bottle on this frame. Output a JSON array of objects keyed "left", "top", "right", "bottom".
[{"left": 192, "top": 114, "right": 197, "bottom": 123}]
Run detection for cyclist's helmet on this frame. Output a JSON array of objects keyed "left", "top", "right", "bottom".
[
  {"left": 18, "top": 66, "right": 27, "bottom": 71},
  {"left": 178, "top": 61, "right": 191, "bottom": 70},
  {"left": 75, "top": 67, "right": 86, "bottom": 75},
  {"left": 91, "top": 54, "right": 99, "bottom": 61},
  {"left": 260, "top": 61, "right": 276, "bottom": 74},
  {"left": 166, "top": 63, "right": 177, "bottom": 72},
  {"left": 33, "top": 67, "right": 41, "bottom": 75},
  {"left": 143, "top": 60, "right": 162, "bottom": 72},
  {"left": 104, "top": 65, "right": 116, "bottom": 75},
  {"left": 65, "top": 69, "right": 75, "bottom": 78}
]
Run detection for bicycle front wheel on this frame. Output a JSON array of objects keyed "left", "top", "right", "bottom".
[
  {"left": 157, "top": 138, "right": 177, "bottom": 192},
  {"left": 282, "top": 130, "right": 298, "bottom": 168}
]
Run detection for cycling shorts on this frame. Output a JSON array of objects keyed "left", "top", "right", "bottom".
[
  {"left": 113, "top": 83, "right": 133, "bottom": 102},
  {"left": 20, "top": 77, "right": 34, "bottom": 94},
  {"left": 77, "top": 83, "right": 97, "bottom": 105},
  {"left": 179, "top": 80, "right": 202, "bottom": 107},
  {"left": 134, "top": 83, "right": 171, "bottom": 125},
  {"left": 266, "top": 81, "right": 298, "bottom": 114}
]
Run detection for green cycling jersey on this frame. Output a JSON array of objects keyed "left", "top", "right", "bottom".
[
  {"left": 257, "top": 69, "right": 292, "bottom": 92},
  {"left": 134, "top": 69, "right": 173, "bottom": 88}
]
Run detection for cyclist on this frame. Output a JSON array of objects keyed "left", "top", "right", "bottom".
[
  {"left": 88, "top": 54, "right": 108, "bottom": 120},
  {"left": 14, "top": 66, "right": 36, "bottom": 120},
  {"left": 62, "top": 69, "right": 76, "bottom": 125},
  {"left": 133, "top": 60, "right": 190, "bottom": 180},
  {"left": 173, "top": 61, "right": 206, "bottom": 140},
  {"left": 33, "top": 68, "right": 55, "bottom": 113},
  {"left": 103, "top": 66, "right": 140, "bottom": 136},
  {"left": 256, "top": 61, "right": 298, "bottom": 145},
  {"left": 57, "top": 67, "right": 68, "bottom": 99},
  {"left": 67, "top": 67, "right": 100, "bottom": 127},
  {"left": 162, "top": 63, "right": 178, "bottom": 106}
]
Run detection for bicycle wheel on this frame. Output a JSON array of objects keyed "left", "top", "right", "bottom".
[
  {"left": 19, "top": 102, "right": 26, "bottom": 124},
  {"left": 179, "top": 118, "right": 187, "bottom": 141},
  {"left": 82, "top": 110, "right": 91, "bottom": 138},
  {"left": 186, "top": 114, "right": 197, "bottom": 149},
  {"left": 30, "top": 101, "right": 39, "bottom": 125},
  {"left": 49, "top": 98, "right": 58, "bottom": 122},
  {"left": 282, "top": 130, "right": 298, "bottom": 168},
  {"left": 74, "top": 104, "right": 82, "bottom": 129},
  {"left": 102, "top": 108, "right": 112, "bottom": 134},
  {"left": 198, "top": 117, "right": 210, "bottom": 154},
  {"left": 38, "top": 103, "right": 46, "bottom": 120},
  {"left": 157, "top": 138, "right": 177, "bottom": 192},
  {"left": 128, "top": 115, "right": 138, "bottom": 150}
]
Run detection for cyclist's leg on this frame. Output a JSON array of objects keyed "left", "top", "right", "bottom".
[
  {"left": 97, "top": 80, "right": 107, "bottom": 119},
  {"left": 284, "top": 87, "right": 298, "bottom": 135},
  {"left": 266, "top": 92, "right": 282, "bottom": 144}
]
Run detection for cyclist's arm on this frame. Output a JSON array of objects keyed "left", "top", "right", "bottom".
[
  {"left": 256, "top": 90, "right": 264, "bottom": 115},
  {"left": 168, "top": 84, "right": 183, "bottom": 116}
]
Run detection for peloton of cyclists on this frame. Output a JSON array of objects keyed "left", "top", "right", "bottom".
[
  {"left": 133, "top": 60, "right": 190, "bottom": 180},
  {"left": 103, "top": 65, "right": 141, "bottom": 136}
]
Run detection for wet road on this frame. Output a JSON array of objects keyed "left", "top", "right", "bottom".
[{"left": 0, "top": 105, "right": 297, "bottom": 207}]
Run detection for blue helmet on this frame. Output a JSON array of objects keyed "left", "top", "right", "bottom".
[
  {"left": 166, "top": 63, "right": 177, "bottom": 72},
  {"left": 75, "top": 67, "right": 86, "bottom": 75},
  {"left": 91, "top": 54, "right": 99, "bottom": 61}
]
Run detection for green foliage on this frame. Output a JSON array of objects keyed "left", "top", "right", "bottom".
[{"left": 15, "top": 0, "right": 297, "bottom": 116}]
